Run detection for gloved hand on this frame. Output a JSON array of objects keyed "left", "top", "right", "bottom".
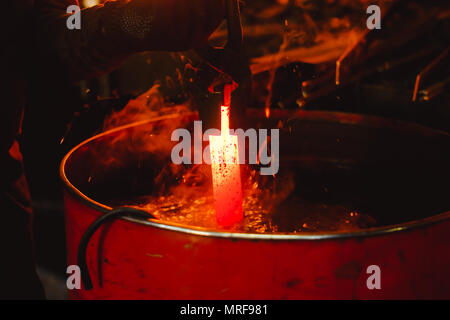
[{"left": 101, "top": 0, "right": 226, "bottom": 52}]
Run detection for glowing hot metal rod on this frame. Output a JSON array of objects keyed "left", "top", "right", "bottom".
[{"left": 209, "top": 85, "right": 243, "bottom": 227}]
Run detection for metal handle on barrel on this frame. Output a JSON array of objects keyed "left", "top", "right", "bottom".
[{"left": 77, "top": 207, "right": 155, "bottom": 290}]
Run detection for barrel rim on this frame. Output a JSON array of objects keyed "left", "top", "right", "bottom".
[{"left": 60, "top": 110, "right": 450, "bottom": 241}]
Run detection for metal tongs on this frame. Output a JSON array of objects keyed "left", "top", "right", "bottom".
[
  {"left": 195, "top": 0, "right": 251, "bottom": 88},
  {"left": 195, "top": 0, "right": 251, "bottom": 129}
]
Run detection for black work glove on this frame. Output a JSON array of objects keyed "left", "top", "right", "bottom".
[{"left": 100, "top": 0, "right": 226, "bottom": 53}]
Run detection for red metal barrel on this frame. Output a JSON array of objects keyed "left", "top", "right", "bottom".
[{"left": 61, "top": 112, "right": 450, "bottom": 299}]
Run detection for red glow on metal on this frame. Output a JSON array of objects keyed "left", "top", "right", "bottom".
[
  {"left": 265, "top": 106, "right": 271, "bottom": 119},
  {"left": 209, "top": 86, "right": 243, "bottom": 227}
]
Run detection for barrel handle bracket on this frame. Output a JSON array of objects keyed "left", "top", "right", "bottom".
[{"left": 77, "top": 207, "right": 155, "bottom": 290}]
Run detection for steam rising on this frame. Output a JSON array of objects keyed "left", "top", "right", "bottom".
[
  {"left": 99, "top": 80, "right": 374, "bottom": 233},
  {"left": 103, "top": 84, "right": 192, "bottom": 131}
]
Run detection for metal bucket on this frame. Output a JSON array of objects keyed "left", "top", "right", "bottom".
[{"left": 60, "top": 111, "right": 450, "bottom": 299}]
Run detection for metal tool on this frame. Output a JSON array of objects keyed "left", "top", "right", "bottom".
[
  {"left": 195, "top": 0, "right": 251, "bottom": 130},
  {"left": 195, "top": 0, "right": 250, "bottom": 85}
]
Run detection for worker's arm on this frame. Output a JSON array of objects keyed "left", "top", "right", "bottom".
[{"left": 33, "top": 0, "right": 226, "bottom": 81}]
